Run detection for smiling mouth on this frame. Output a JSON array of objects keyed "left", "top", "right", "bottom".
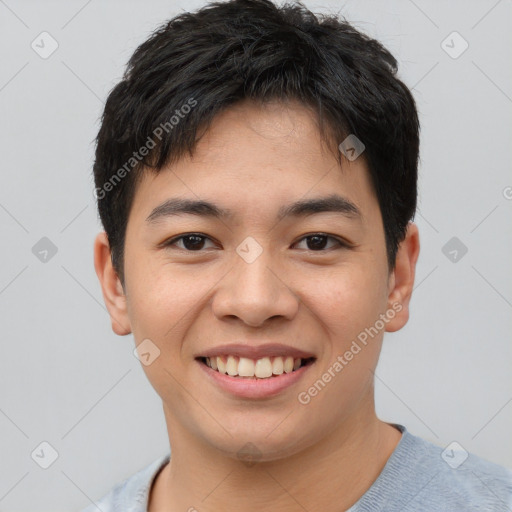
[{"left": 197, "top": 355, "right": 316, "bottom": 379}]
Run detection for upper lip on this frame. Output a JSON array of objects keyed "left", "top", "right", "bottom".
[{"left": 196, "top": 343, "right": 316, "bottom": 360}]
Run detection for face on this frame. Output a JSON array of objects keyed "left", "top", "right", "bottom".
[{"left": 96, "top": 99, "right": 417, "bottom": 461}]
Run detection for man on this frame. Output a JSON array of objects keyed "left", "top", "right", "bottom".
[{"left": 86, "top": 0, "right": 512, "bottom": 510}]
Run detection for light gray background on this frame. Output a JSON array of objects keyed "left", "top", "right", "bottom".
[{"left": 0, "top": 0, "right": 511, "bottom": 510}]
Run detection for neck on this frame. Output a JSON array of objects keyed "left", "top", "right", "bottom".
[{"left": 149, "top": 398, "right": 402, "bottom": 512}]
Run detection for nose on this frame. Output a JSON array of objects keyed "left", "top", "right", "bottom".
[{"left": 211, "top": 245, "right": 299, "bottom": 328}]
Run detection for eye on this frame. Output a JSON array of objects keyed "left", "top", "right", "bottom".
[
  {"left": 163, "top": 233, "right": 217, "bottom": 251},
  {"left": 162, "top": 232, "right": 349, "bottom": 252},
  {"left": 293, "top": 233, "right": 348, "bottom": 252}
]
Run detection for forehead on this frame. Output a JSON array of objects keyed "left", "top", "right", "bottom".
[
  {"left": 190, "top": 99, "right": 337, "bottom": 168},
  {"left": 129, "top": 100, "right": 380, "bottom": 228}
]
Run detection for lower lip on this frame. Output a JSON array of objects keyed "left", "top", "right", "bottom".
[{"left": 197, "top": 359, "right": 314, "bottom": 399}]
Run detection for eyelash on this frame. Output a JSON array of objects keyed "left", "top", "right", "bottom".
[{"left": 162, "top": 233, "right": 350, "bottom": 253}]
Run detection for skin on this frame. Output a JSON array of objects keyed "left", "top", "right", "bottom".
[{"left": 94, "top": 99, "right": 420, "bottom": 512}]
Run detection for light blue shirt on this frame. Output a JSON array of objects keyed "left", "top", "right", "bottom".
[{"left": 81, "top": 424, "right": 512, "bottom": 511}]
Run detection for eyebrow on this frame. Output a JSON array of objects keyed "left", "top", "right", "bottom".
[{"left": 145, "top": 194, "right": 362, "bottom": 224}]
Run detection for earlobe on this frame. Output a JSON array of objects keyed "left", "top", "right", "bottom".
[
  {"left": 93, "top": 232, "right": 132, "bottom": 336},
  {"left": 385, "top": 222, "right": 420, "bottom": 333}
]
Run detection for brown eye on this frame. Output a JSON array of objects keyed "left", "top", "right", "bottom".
[
  {"left": 294, "top": 234, "right": 347, "bottom": 251},
  {"left": 164, "top": 234, "right": 216, "bottom": 251}
]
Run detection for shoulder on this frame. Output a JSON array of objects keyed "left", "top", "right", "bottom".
[
  {"left": 395, "top": 428, "right": 512, "bottom": 511},
  {"left": 79, "top": 454, "right": 170, "bottom": 512},
  {"left": 350, "top": 425, "right": 512, "bottom": 512}
]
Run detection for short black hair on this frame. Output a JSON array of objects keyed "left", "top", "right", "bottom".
[{"left": 93, "top": 0, "right": 419, "bottom": 285}]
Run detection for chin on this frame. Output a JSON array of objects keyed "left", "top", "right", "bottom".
[{"left": 203, "top": 422, "right": 318, "bottom": 464}]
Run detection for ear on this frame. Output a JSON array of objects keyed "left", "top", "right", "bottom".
[
  {"left": 93, "top": 231, "right": 132, "bottom": 336},
  {"left": 385, "top": 222, "right": 420, "bottom": 332}
]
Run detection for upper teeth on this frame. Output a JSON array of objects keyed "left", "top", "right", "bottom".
[{"left": 206, "top": 355, "right": 302, "bottom": 378}]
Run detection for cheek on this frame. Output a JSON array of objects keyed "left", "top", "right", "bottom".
[
  {"left": 126, "top": 269, "right": 196, "bottom": 403},
  {"left": 125, "top": 255, "right": 188, "bottom": 344},
  {"left": 296, "top": 269, "right": 387, "bottom": 424},
  {"left": 304, "top": 263, "right": 389, "bottom": 342}
]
